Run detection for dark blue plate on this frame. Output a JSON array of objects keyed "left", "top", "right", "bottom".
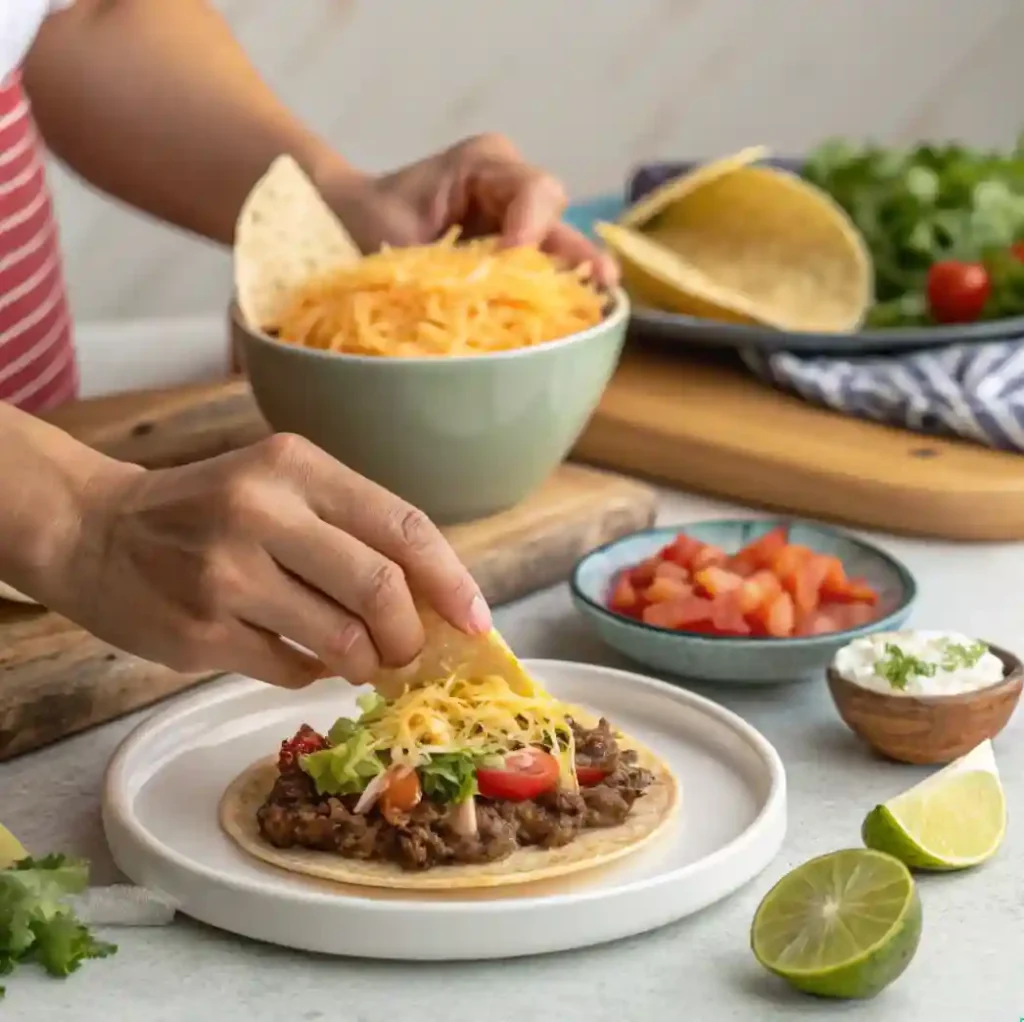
[{"left": 563, "top": 159, "right": 1024, "bottom": 355}]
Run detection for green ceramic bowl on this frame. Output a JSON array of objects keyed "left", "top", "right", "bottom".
[
  {"left": 571, "top": 519, "right": 917, "bottom": 685},
  {"left": 231, "top": 289, "right": 629, "bottom": 524}
]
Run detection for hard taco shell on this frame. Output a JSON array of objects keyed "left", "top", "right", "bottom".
[{"left": 219, "top": 727, "right": 679, "bottom": 892}]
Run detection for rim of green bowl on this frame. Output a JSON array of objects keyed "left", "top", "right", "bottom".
[
  {"left": 570, "top": 520, "right": 919, "bottom": 647},
  {"left": 231, "top": 285, "right": 630, "bottom": 366}
]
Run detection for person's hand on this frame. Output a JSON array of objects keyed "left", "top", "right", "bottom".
[
  {"left": 50, "top": 434, "right": 491, "bottom": 689},
  {"left": 319, "top": 133, "right": 619, "bottom": 286}
]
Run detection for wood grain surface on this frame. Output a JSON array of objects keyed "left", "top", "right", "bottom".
[
  {"left": 0, "top": 380, "right": 656, "bottom": 760},
  {"left": 574, "top": 346, "right": 1024, "bottom": 541}
]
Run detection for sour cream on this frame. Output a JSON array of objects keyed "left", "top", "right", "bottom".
[{"left": 832, "top": 630, "right": 1004, "bottom": 697}]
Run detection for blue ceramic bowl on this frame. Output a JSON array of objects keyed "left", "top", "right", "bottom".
[{"left": 570, "top": 519, "right": 917, "bottom": 685}]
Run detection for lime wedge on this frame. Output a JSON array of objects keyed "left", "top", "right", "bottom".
[
  {"left": 751, "top": 848, "right": 921, "bottom": 999},
  {"left": 0, "top": 821, "right": 27, "bottom": 867},
  {"left": 862, "top": 739, "right": 1005, "bottom": 871}
]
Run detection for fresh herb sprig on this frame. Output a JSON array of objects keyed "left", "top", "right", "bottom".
[
  {"left": 0, "top": 854, "right": 116, "bottom": 999},
  {"left": 874, "top": 639, "right": 989, "bottom": 690}
]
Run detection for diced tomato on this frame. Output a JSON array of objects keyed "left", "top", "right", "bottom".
[
  {"left": 477, "top": 748, "right": 560, "bottom": 802},
  {"left": 708, "top": 591, "right": 751, "bottom": 635},
  {"left": 643, "top": 576, "right": 694, "bottom": 604},
  {"left": 661, "top": 534, "right": 704, "bottom": 569},
  {"left": 628, "top": 557, "right": 662, "bottom": 588},
  {"left": 277, "top": 724, "right": 327, "bottom": 772},
  {"left": 609, "top": 574, "right": 639, "bottom": 613},
  {"left": 691, "top": 544, "right": 727, "bottom": 571},
  {"left": 737, "top": 569, "right": 783, "bottom": 613},
  {"left": 654, "top": 559, "right": 690, "bottom": 582},
  {"left": 380, "top": 767, "right": 422, "bottom": 822},
  {"left": 827, "top": 601, "right": 878, "bottom": 630},
  {"left": 694, "top": 565, "right": 744, "bottom": 598},
  {"left": 642, "top": 595, "right": 714, "bottom": 630},
  {"left": 820, "top": 559, "right": 879, "bottom": 603},
  {"left": 730, "top": 525, "right": 790, "bottom": 574},
  {"left": 770, "top": 543, "right": 813, "bottom": 578},
  {"left": 787, "top": 554, "right": 830, "bottom": 614},
  {"left": 750, "top": 591, "right": 795, "bottom": 638},
  {"left": 575, "top": 765, "right": 609, "bottom": 786},
  {"left": 794, "top": 608, "right": 840, "bottom": 637}
]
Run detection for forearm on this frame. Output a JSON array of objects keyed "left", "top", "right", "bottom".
[
  {"left": 22, "top": 0, "right": 360, "bottom": 245},
  {"left": 0, "top": 402, "right": 132, "bottom": 599}
]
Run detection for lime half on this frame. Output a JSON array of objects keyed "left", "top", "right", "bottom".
[
  {"left": 862, "top": 740, "right": 1006, "bottom": 871},
  {"left": 0, "top": 821, "right": 27, "bottom": 868},
  {"left": 751, "top": 848, "right": 921, "bottom": 999}
]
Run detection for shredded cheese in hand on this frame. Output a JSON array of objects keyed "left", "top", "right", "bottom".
[{"left": 271, "top": 229, "right": 605, "bottom": 357}]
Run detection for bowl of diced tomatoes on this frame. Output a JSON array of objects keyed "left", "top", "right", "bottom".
[{"left": 570, "top": 518, "right": 916, "bottom": 684}]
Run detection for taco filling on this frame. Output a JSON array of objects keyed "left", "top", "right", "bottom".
[{"left": 255, "top": 676, "right": 655, "bottom": 872}]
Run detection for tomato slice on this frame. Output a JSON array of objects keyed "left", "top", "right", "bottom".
[
  {"left": 476, "top": 748, "right": 560, "bottom": 802},
  {"left": 575, "top": 765, "right": 609, "bottom": 787}
]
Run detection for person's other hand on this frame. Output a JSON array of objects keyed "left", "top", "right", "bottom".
[
  {"left": 52, "top": 434, "right": 491, "bottom": 689},
  {"left": 320, "top": 133, "right": 618, "bottom": 287}
]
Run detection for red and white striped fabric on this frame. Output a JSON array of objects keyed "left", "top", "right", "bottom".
[{"left": 0, "top": 71, "right": 76, "bottom": 412}]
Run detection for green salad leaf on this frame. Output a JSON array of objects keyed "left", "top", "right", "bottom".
[
  {"left": 0, "top": 854, "right": 116, "bottom": 998},
  {"left": 301, "top": 729, "right": 384, "bottom": 796},
  {"left": 419, "top": 753, "right": 479, "bottom": 804},
  {"left": 803, "top": 136, "right": 1024, "bottom": 326}
]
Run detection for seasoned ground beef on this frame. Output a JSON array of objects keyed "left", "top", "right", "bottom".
[{"left": 256, "top": 720, "right": 655, "bottom": 871}]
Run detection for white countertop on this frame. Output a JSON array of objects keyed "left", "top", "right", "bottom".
[{"left": 2, "top": 484, "right": 1022, "bottom": 1022}]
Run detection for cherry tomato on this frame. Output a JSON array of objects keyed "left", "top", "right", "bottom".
[
  {"left": 575, "top": 765, "right": 609, "bottom": 787},
  {"left": 476, "top": 748, "right": 560, "bottom": 801},
  {"left": 926, "top": 261, "right": 990, "bottom": 324},
  {"left": 277, "top": 724, "right": 326, "bottom": 771}
]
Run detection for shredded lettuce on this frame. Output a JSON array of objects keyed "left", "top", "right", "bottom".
[
  {"left": 419, "top": 752, "right": 479, "bottom": 804},
  {"left": 301, "top": 729, "right": 384, "bottom": 796}
]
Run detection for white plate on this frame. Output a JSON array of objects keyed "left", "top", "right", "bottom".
[{"left": 102, "top": 659, "right": 787, "bottom": 960}]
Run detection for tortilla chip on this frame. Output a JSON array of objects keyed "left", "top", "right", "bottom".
[
  {"left": 618, "top": 145, "right": 771, "bottom": 230},
  {"left": 234, "top": 155, "right": 362, "bottom": 332},
  {"left": 0, "top": 581, "right": 36, "bottom": 605},
  {"left": 219, "top": 730, "right": 679, "bottom": 891},
  {"left": 368, "top": 604, "right": 540, "bottom": 701}
]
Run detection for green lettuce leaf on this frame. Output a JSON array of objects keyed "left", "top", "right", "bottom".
[
  {"left": 301, "top": 730, "right": 384, "bottom": 796},
  {"left": 419, "top": 753, "right": 479, "bottom": 804},
  {"left": 0, "top": 854, "right": 116, "bottom": 999}
]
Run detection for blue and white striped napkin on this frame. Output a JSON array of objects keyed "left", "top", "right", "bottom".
[{"left": 740, "top": 339, "right": 1024, "bottom": 452}]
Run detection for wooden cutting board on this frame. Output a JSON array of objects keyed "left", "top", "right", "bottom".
[
  {"left": 0, "top": 382, "right": 656, "bottom": 760},
  {"left": 573, "top": 344, "right": 1024, "bottom": 541}
]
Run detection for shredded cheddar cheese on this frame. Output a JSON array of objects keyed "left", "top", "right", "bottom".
[
  {"left": 270, "top": 229, "right": 605, "bottom": 357},
  {"left": 362, "top": 673, "right": 577, "bottom": 778}
]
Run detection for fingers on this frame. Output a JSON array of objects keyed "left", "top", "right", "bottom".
[
  {"left": 235, "top": 563, "right": 384, "bottom": 684},
  {"left": 215, "top": 624, "right": 327, "bottom": 690},
  {"left": 262, "top": 516, "right": 427, "bottom": 669},
  {"left": 499, "top": 170, "right": 568, "bottom": 248},
  {"left": 275, "top": 445, "right": 492, "bottom": 638},
  {"left": 542, "top": 222, "right": 620, "bottom": 288}
]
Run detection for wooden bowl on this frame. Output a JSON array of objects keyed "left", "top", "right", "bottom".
[{"left": 827, "top": 642, "right": 1023, "bottom": 765}]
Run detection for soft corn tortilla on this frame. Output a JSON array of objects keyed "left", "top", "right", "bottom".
[
  {"left": 234, "top": 155, "right": 362, "bottom": 332},
  {"left": 603, "top": 161, "right": 872, "bottom": 334},
  {"left": 220, "top": 731, "right": 679, "bottom": 891},
  {"left": 618, "top": 145, "right": 771, "bottom": 230}
]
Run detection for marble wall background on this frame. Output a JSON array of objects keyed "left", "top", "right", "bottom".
[{"left": 46, "top": 0, "right": 1024, "bottom": 323}]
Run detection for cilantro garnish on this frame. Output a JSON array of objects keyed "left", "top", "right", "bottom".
[
  {"left": 0, "top": 854, "right": 116, "bottom": 998},
  {"left": 875, "top": 643, "right": 936, "bottom": 690},
  {"left": 941, "top": 641, "right": 988, "bottom": 671}
]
